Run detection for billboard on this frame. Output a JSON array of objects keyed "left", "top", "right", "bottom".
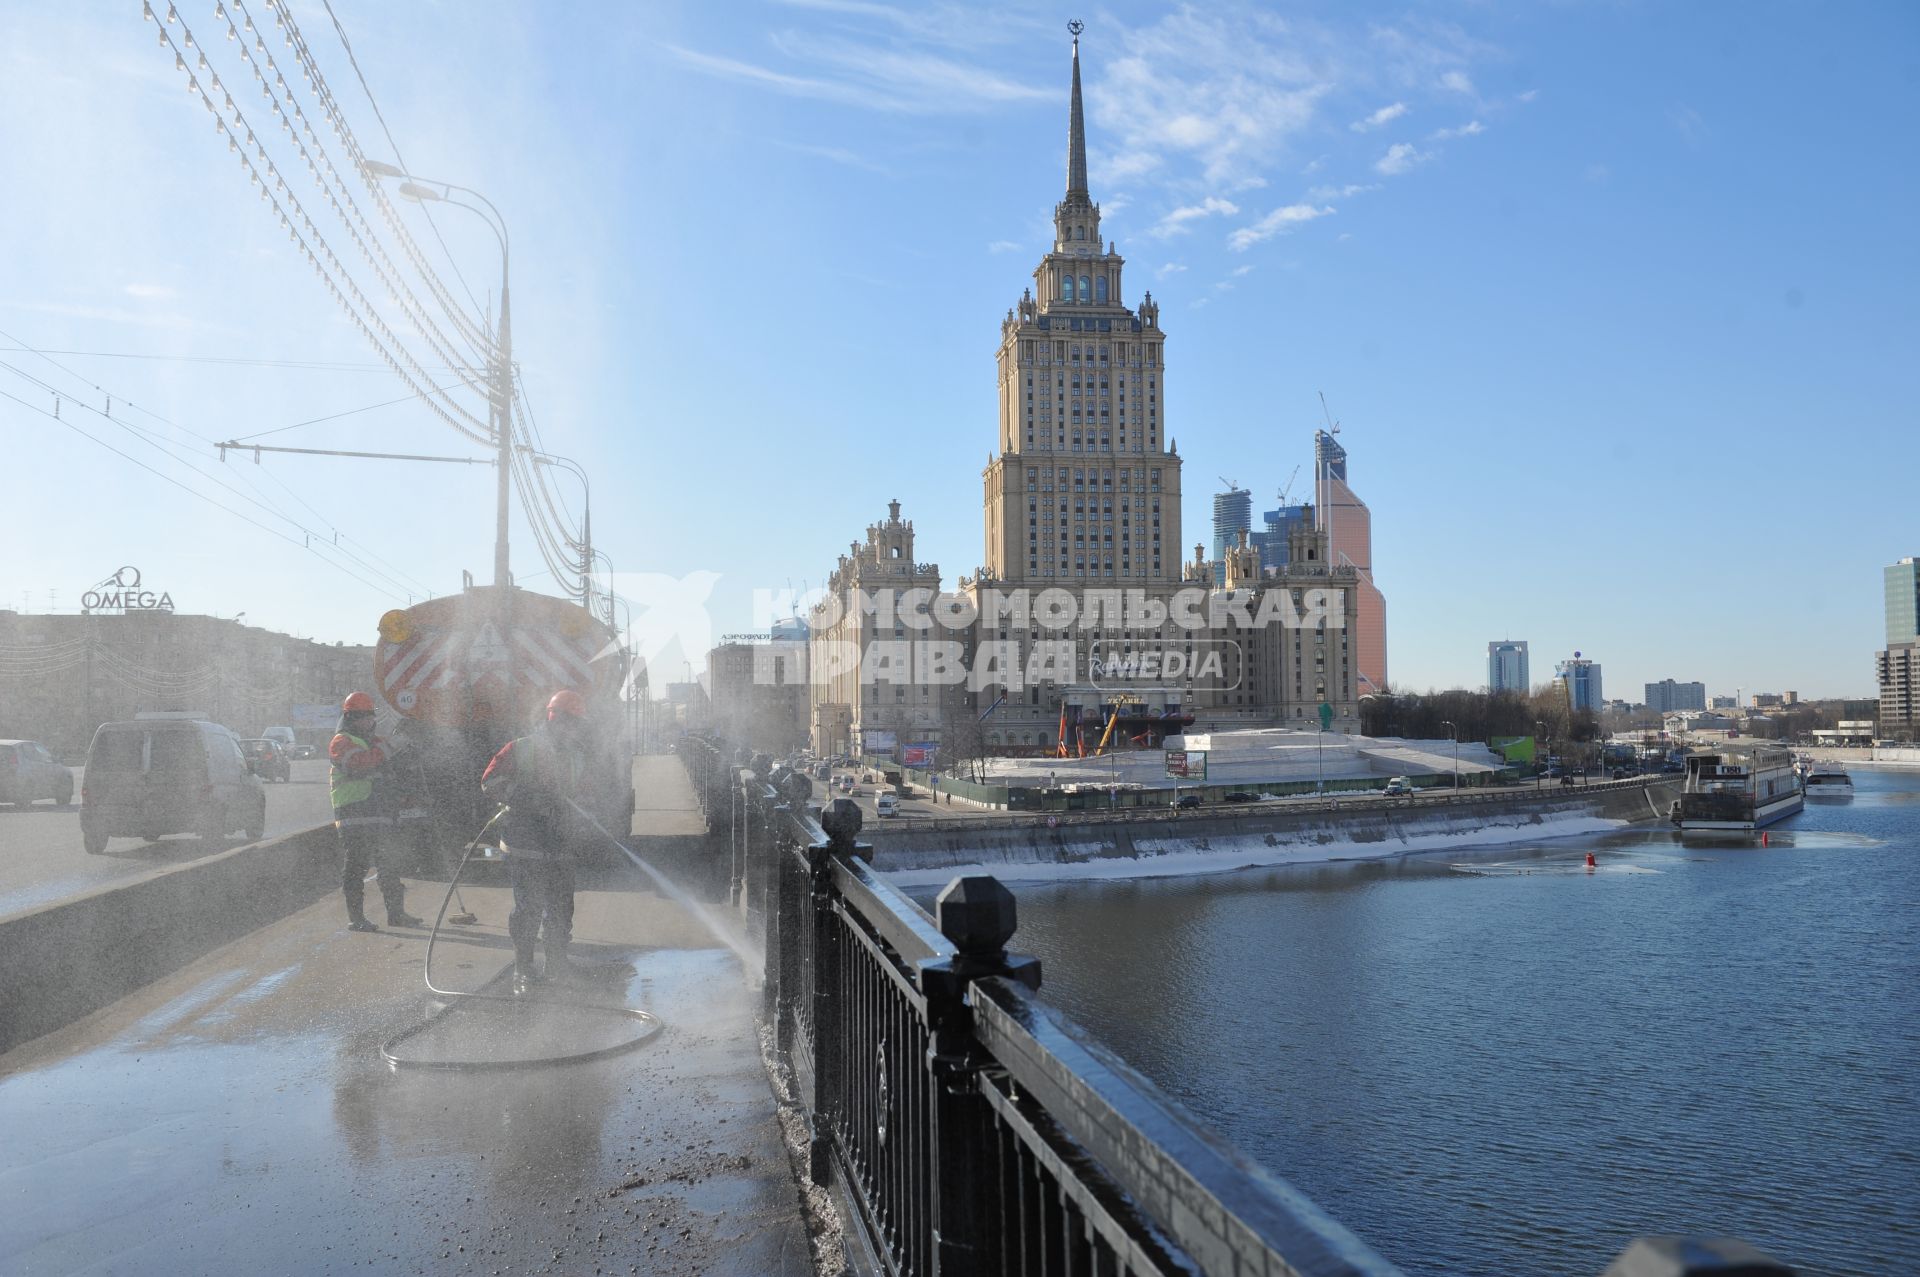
[
  {"left": 1165, "top": 749, "right": 1208, "bottom": 780},
  {"left": 901, "top": 742, "right": 938, "bottom": 767},
  {"left": 1490, "top": 735, "right": 1536, "bottom": 764},
  {"left": 291, "top": 703, "right": 342, "bottom": 731},
  {"left": 862, "top": 729, "right": 898, "bottom": 755}
]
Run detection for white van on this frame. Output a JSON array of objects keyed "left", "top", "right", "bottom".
[
  {"left": 80, "top": 717, "right": 267, "bottom": 853},
  {"left": 875, "top": 792, "right": 899, "bottom": 818}
]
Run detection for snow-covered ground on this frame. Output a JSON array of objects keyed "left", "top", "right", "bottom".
[{"left": 970, "top": 728, "right": 1504, "bottom": 791}]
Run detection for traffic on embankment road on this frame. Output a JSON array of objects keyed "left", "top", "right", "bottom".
[{"left": 0, "top": 756, "right": 335, "bottom": 918}]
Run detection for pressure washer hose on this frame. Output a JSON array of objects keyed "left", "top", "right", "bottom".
[{"left": 378, "top": 803, "right": 664, "bottom": 1072}]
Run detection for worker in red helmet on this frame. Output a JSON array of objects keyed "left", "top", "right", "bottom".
[
  {"left": 481, "top": 689, "right": 594, "bottom": 992},
  {"left": 329, "top": 691, "right": 421, "bottom": 932}
]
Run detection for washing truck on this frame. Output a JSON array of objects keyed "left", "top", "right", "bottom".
[{"left": 372, "top": 585, "right": 633, "bottom": 867}]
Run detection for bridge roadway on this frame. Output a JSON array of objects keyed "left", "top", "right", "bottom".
[
  {"left": 0, "top": 757, "right": 337, "bottom": 917},
  {"left": 0, "top": 756, "right": 813, "bottom": 1276}
]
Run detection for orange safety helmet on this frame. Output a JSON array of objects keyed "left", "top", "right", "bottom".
[
  {"left": 342, "top": 691, "right": 376, "bottom": 714},
  {"left": 546, "top": 689, "right": 588, "bottom": 721}
]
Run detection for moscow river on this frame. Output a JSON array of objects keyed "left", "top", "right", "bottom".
[{"left": 995, "top": 770, "right": 1919, "bottom": 1276}]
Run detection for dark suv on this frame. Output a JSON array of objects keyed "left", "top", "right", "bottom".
[{"left": 241, "top": 738, "right": 292, "bottom": 783}]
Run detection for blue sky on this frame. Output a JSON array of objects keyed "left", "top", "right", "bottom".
[{"left": 2, "top": 1, "right": 1915, "bottom": 701}]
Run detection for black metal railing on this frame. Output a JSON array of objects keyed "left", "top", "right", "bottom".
[{"left": 722, "top": 763, "right": 1795, "bottom": 1277}]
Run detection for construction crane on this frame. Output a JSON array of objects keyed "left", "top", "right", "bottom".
[
  {"left": 1318, "top": 391, "right": 1340, "bottom": 437},
  {"left": 1218, "top": 475, "right": 1241, "bottom": 492},
  {"left": 1277, "top": 464, "right": 1300, "bottom": 505}
]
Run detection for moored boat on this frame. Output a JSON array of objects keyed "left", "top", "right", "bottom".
[
  {"left": 1803, "top": 762, "right": 1854, "bottom": 799},
  {"left": 1673, "top": 747, "right": 1803, "bottom": 834}
]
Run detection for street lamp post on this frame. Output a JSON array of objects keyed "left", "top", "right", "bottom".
[
  {"left": 1535, "top": 720, "right": 1547, "bottom": 791},
  {"left": 362, "top": 161, "right": 513, "bottom": 588},
  {"left": 526, "top": 449, "right": 592, "bottom": 605},
  {"left": 1441, "top": 719, "right": 1459, "bottom": 790}
]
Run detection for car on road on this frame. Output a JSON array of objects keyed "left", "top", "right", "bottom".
[
  {"left": 241, "top": 738, "right": 292, "bottom": 783},
  {"left": 0, "top": 739, "right": 73, "bottom": 806},
  {"left": 1381, "top": 776, "right": 1414, "bottom": 797},
  {"left": 1221, "top": 791, "right": 1259, "bottom": 804},
  {"left": 79, "top": 716, "right": 266, "bottom": 853},
  {"left": 1170, "top": 793, "right": 1202, "bottom": 809},
  {"left": 875, "top": 792, "right": 899, "bottom": 817},
  {"left": 290, "top": 743, "right": 317, "bottom": 760}
]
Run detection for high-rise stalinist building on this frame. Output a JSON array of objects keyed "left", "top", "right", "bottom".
[{"left": 982, "top": 28, "right": 1183, "bottom": 588}]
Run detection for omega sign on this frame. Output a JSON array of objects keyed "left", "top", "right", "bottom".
[{"left": 81, "top": 566, "right": 174, "bottom": 614}]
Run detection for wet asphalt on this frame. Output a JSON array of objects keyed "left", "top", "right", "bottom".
[{"left": 0, "top": 760, "right": 814, "bottom": 1276}]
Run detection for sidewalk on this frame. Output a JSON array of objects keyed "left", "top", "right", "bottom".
[{"left": 0, "top": 756, "right": 812, "bottom": 1276}]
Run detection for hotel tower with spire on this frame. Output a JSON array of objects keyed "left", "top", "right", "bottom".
[{"left": 980, "top": 25, "right": 1183, "bottom": 589}]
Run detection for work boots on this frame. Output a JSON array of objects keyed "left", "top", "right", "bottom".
[{"left": 512, "top": 951, "right": 542, "bottom": 996}]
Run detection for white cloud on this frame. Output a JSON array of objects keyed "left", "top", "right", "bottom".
[
  {"left": 1374, "top": 142, "right": 1430, "bottom": 176},
  {"left": 1583, "top": 163, "right": 1610, "bottom": 185},
  {"left": 987, "top": 240, "right": 1020, "bottom": 253},
  {"left": 1670, "top": 104, "right": 1708, "bottom": 146},
  {"left": 1440, "top": 69, "right": 1475, "bottom": 95},
  {"left": 1088, "top": 9, "right": 1335, "bottom": 190},
  {"left": 123, "top": 283, "right": 177, "bottom": 300},
  {"left": 772, "top": 139, "right": 888, "bottom": 171},
  {"left": 666, "top": 32, "right": 1051, "bottom": 115},
  {"left": 1307, "top": 182, "right": 1379, "bottom": 200},
  {"left": 1231, "top": 264, "right": 1255, "bottom": 277},
  {"left": 1151, "top": 196, "right": 1240, "bottom": 238},
  {"left": 1349, "top": 102, "right": 1408, "bottom": 132},
  {"left": 1227, "top": 202, "right": 1334, "bottom": 252},
  {"left": 1517, "top": 89, "right": 1538, "bottom": 103},
  {"left": 1430, "top": 120, "right": 1484, "bottom": 141},
  {"left": 1155, "top": 262, "right": 1188, "bottom": 279}
]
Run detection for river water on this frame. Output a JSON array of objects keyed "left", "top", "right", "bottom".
[{"left": 989, "top": 770, "right": 1919, "bottom": 1276}]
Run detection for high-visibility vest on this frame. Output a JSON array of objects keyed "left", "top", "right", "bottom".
[{"left": 329, "top": 732, "right": 383, "bottom": 816}]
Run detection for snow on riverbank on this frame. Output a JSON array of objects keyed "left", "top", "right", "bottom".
[{"left": 879, "top": 812, "right": 1626, "bottom": 888}]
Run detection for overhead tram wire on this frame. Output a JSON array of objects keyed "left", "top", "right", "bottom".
[
  {"left": 312, "top": 0, "right": 488, "bottom": 329},
  {"left": 173, "top": 4, "right": 497, "bottom": 410},
  {"left": 0, "top": 356, "right": 434, "bottom": 601},
  {"left": 0, "top": 346, "right": 464, "bottom": 374},
  {"left": 222, "top": 0, "right": 495, "bottom": 367},
  {"left": 226, "top": 382, "right": 467, "bottom": 443},
  {"left": 0, "top": 386, "right": 398, "bottom": 601},
  {"left": 150, "top": 15, "right": 495, "bottom": 449},
  {"left": 151, "top": 2, "right": 593, "bottom": 601}
]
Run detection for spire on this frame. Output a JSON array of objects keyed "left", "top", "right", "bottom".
[{"left": 1066, "top": 20, "right": 1088, "bottom": 199}]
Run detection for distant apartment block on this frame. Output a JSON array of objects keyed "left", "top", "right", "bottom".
[
  {"left": 1887, "top": 556, "right": 1919, "bottom": 647},
  {"left": 1708, "top": 694, "right": 1738, "bottom": 710},
  {"left": 1878, "top": 645, "right": 1918, "bottom": 740},
  {"left": 1644, "top": 679, "right": 1706, "bottom": 713},
  {"left": 1554, "top": 652, "right": 1602, "bottom": 712},
  {"left": 1487, "top": 640, "right": 1529, "bottom": 693}
]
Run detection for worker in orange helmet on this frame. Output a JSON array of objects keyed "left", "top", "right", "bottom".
[
  {"left": 329, "top": 691, "right": 421, "bottom": 932},
  {"left": 481, "top": 689, "right": 595, "bottom": 992}
]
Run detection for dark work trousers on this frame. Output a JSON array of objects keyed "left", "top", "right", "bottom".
[
  {"left": 507, "top": 846, "right": 576, "bottom": 967},
  {"left": 338, "top": 819, "right": 406, "bottom": 922}
]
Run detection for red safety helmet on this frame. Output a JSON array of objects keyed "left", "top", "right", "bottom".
[
  {"left": 342, "top": 691, "right": 376, "bottom": 714},
  {"left": 546, "top": 689, "right": 587, "bottom": 721}
]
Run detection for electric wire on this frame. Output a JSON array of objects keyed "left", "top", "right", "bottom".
[
  {"left": 0, "top": 385, "right": 399, "bottom": 600},
  {"left": 152, "top": 16, "right": 495, "bottom": 446},
  {"left": 225, "top": 0, "right": 495, "bottom": 366},
  {"left": 0, "top": 358, "right": 427, "bottom": 600},
  {"left": 312, "top": 0, "right": 488, "bottom": 327}
]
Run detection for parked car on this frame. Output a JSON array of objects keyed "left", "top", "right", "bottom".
[
  {"left": 0, "top": 739, "right": 74, "bottom": 806},
  {"left": 1381, "top": 776, "right": 1414, "bottom": 797},
  {"left": 79, "top": 717, "right": 266, "bottom": 853},
  {"left": 1221, "top": 791, "right": 1259, "bottom": 804},
  {"left": 241, "top": 738, "right": 292, "bottom": 783}
]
